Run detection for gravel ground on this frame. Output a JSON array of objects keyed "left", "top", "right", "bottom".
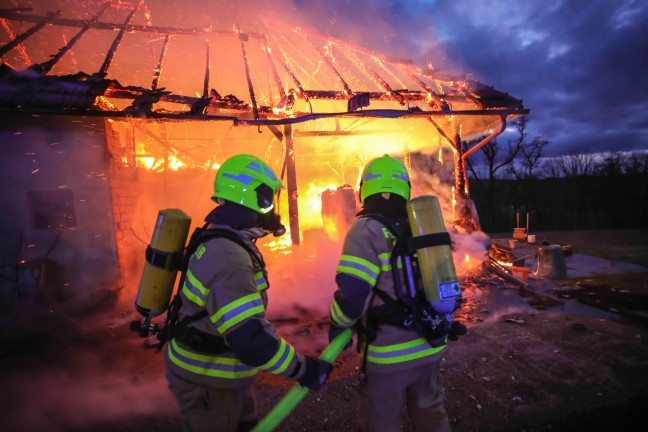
[{"left": 1, "top": 254, "right": 648, "bottom": 432}]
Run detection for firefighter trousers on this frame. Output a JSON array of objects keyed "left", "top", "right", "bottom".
[
  {"left": 165, "top": 369, "right": 257, "bottom": 432},
  {"left": 357, "top": 353, "right": 451, "bottom": 432}
]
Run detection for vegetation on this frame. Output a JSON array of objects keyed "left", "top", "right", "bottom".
[{"left": 466, "top": 118, "right": 648, "bottom": 232}]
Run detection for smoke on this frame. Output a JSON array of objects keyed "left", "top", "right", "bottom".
[
  {"left": 262, "top": 236, "right": 343, "bottom": 320},
  {"left": 1, "top": 362, "right": 177, "bottom": 432},
  {"left": 409, "top": 152, "right": 490, "bottom": 277},
  {"left": 0, "top": 311, "right": 178, "bottom": 432}
]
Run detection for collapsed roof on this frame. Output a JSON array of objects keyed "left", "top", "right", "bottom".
[
  {"left": 0, "top": 1, "right": 526, "bottom": 135},
  {"left": 0, "top": 1, "right": 529, "bottom": 238}
]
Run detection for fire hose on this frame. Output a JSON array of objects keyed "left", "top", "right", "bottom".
[{"left": 252, "top": 328, "right": 353, "bottom": 432}]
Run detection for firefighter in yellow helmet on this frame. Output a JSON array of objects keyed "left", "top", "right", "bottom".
[
  {"left": 328, "top": 154, "right": 462, "bottom": 432},
  {"left": 164, "top": 154, "right": 332, "bottom": 432}
]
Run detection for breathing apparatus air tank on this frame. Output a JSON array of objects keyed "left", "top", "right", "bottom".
[
  {"left": 134, "top": 208, "right": 191, "bottom": 322},
  {"left": 406, "top": 195, "right": 461, "bottom": 316}
]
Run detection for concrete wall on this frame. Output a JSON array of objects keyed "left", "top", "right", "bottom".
[{"left": 0, "top": 114, "right": 120, "bottom": 321}]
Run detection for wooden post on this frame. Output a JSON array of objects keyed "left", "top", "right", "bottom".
[
  {"left": 283, "top": 124, "right": 300, "bottom": 246},
  {"left": 453, "top": 133, "right": 467, "bottom": 200}
]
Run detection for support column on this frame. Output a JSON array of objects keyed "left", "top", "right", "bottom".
[
  {"left": 453, "top": 133, "right": 468, "bottom": 200},
  {"left": 283, "top": 124, "right": 300, "bottom": 246},
  {"left": 453, "top": 132, "right": 480, "bottom": 232}
]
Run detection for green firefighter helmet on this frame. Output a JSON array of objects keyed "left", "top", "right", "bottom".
[
  {"left": 359, "top": 154, "right": 411, "bottom": 204},
  {"left": 212, "top": 154, "right": 283, "bottom": 214}
]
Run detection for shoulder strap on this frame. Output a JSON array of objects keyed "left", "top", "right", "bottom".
[
  {"left": 158, "top": 225, "right": 265, "bottom": 347},
  {"left": 358, "top": 213, "right": 413, "bottom": 305}
]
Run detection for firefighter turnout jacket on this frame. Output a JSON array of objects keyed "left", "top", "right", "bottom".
[
  {"left": 164, "top": 225, "right": 303, "bottom": 389},
  {"left": 330, "top": 217, "right": 447, "bottom": 374}
]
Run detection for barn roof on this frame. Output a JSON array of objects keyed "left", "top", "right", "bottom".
[{"left": 0, "top": 0, "right": 527, "bottom": 136}]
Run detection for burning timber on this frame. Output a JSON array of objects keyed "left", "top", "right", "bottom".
[{"left": 1, "top": 2, "right": 527, "bottom": 329}]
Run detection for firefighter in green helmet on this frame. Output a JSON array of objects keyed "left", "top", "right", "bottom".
[
  {"left": 164, "top": 154, "right": 332, "bottom": 432},
  {"left": 328, "top": 154, "right": 463, "bottom": 432}
]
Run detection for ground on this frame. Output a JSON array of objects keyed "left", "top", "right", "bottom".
[{"left": 1, "top": 230, "right": 648, "bottom": 432}]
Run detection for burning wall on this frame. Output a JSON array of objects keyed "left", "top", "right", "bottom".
[
  {"left": 102, "top": 115, "right": 490, "bottom": 317},
  {"left": 0, "top": 1, "right": 523, "bottom": 321}
]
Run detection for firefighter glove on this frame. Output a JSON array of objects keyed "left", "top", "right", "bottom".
[
  {"left": 448, "top": 321, "right": 467, "bottom": 341},
  {"left": 328, "top": 324, "right": 353, "bottom": 350},
  {"left": 297, "top": 357, "right": 333, "bottom": 391}
]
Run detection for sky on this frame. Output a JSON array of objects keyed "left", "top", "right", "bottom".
[
  {"left": 2, "top": 0, "right": 647, "bottom": 157},
  {"left": 286, "top": 0, "right": 648, "bottom": 157}
]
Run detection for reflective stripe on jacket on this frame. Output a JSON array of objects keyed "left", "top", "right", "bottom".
[
  {"left": 164, "top": 226, "right": 301, "bottom": 388},
  {"left": 330, "top": 217, "right": 447, "bottom": 373}
]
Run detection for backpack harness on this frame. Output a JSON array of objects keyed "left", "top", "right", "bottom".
[
  {"left": 355, "top": 214, "right": 454, "bottom": 383},
  {"left": 156, "top": 224, "right": 265, "bottom": 355}
]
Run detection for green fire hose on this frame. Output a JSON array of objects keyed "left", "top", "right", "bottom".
[{"left": 252, "top": 328, "right": 353, "bottom": 432}]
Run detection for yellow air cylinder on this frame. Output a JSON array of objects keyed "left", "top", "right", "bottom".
[
  {"left": 135, "top": 208, "right": 191, "bottom": 319},
  {"left": 406, "top": 195, "right": 460, "bottom": 315}
]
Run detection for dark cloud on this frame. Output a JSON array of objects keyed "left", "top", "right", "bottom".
[
  {"left": 286, "top": 0, "right": 648, "bottom": 157},
  {"left": 388, "top": 0, "right": 648, "bottom": 156}
]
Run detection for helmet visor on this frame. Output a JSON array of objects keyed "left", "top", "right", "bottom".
[{"left": 255, "top": 183, "right": 276, "bottom": 213}]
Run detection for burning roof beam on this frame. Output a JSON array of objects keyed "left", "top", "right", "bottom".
[
  {"left": 262, "top": 37, "right": 286, "bottom": 100},
  {"left": 150, "top": 34, "right": 170, "bottom": 91},
  {"left": 29, "top": 3, "right": 110, "bottom": 74},
  {"left": 190, "top": 41, "right": 213, "bottom": 116},
  {"left": 275, "top": 53, "right": 310, "bottom": 106},
  {"left": 0, "top": 7, "right": 527, "bottom": 122},
  {"left": 1, "top": 17, "right": 31, "bottom": 66},
  {"left": 353, "top": 56, "right": 407, "bottom": 107},
  {"left": 406, "top": 70, "right": 449, "bottom": 110},
  {"left": 96, "top": 1, "right": 142, "bottom": 77},
  {"left": 0, "top": 9, "right": 266, "bottom": 39},
  {"left": 0, "top": 10, "right": 60, "bottom": 59},
  {"left": 307, "top": 36, "right": 352, "bottom": 96},
  {"left": 235, "top": 19, "right": 260, "bottom": 122}
]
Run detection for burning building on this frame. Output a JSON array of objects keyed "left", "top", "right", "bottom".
[{"left": 0, "top": 1, "right": 528, "bottom": 321}]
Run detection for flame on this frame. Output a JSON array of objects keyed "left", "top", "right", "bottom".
[
  {"left": 168, "top": 155, "right": 184, "bottom": 171},
  {"left": 297, "top": 183, "right": 338, "bottom": 230},
  {"left": 264, "top": 229, "right": 293, "bottom": 253},
  {"left": 138, "top": 156, "right": 156, "bottom": 170},
  {"left": 451, "top": 186, "right": 456, "bottom": 219}
]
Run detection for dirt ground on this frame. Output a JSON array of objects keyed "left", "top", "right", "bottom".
[{"left": 1, "top": 246, "right": 648, "bottom": 432}]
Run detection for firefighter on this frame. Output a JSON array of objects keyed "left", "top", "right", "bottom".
[
  {"left": 164, "top": 154, "right": 332, "bottom": 432},
  {"left": 328, "top": 154, "right": 457, "bottom": 432}
]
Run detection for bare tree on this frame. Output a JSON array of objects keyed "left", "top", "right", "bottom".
[
  {"left": 625, "top": 152, "right": 648, "bottom": 176},
  {"left": 483, "top": 117, "right": 526, "bottom": 180},
  {"left": 508, "top": 136, "right": 550, "bottom": 180},
  {"left": 465, "top": 117, "right": 527, "bottom": 182},
  {"left": 558, "top": 152, "right": 597, "bottom": 177},
  {"left": 595, "top": 152, "right": 625, "bottom": 177},
  {"left": 464, "top": 117, "right": 527, "bottom": 230},
  {"left": 540, "top": 157, "right": 564, "bottom": 178}
]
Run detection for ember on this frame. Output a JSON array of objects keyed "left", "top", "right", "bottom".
[{"left": 0, "top": 0, "right": 527, "bottom": 320}]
